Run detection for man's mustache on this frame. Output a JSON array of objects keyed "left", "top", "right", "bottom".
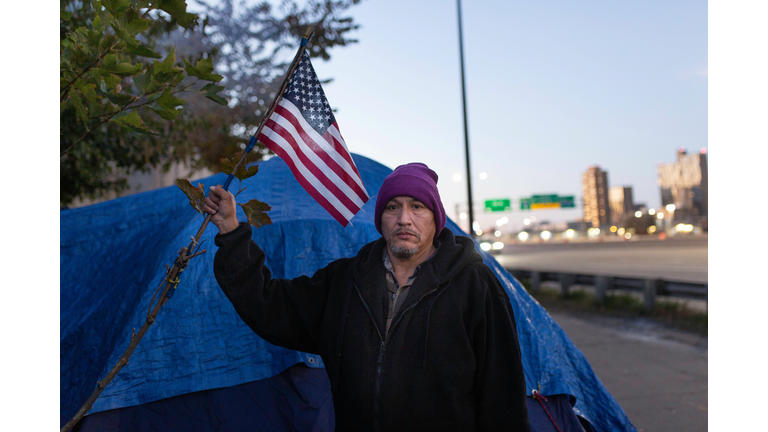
[{"left": 390, "top": 228, "right": 420, "bottom": 240}]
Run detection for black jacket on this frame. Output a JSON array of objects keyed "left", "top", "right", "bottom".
[{"left": 214, "top": 223, "right": 530, "bottom": 432}]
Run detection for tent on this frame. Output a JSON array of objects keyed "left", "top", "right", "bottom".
[{"left": 61, "top": 154, "right": 636, "bottom": 431}]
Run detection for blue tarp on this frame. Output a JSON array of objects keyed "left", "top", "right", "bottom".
[{"left": 61, "top": 154, "right": 636, "bottom": 431}]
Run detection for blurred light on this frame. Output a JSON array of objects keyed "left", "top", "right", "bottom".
[
  {"left": 684, "top": 224, "right": 693, "bottom": 232},
  {"left": 700, "top": 148, "right": 707, "bottom": 154},
  {"left": 480, "top": 242, "right": 492, "bottom": 251},
  {"left": 459, "top": 213, "right": 467, "bottom": 220},
  {"left": 473, "top": 221, "right": 480, "bottom": 230},
  {"left": 494, "top": 230, "right": 501, "bottom": 237},
  {"left": 565, "top": 229, "right": 575, "bottom": 238},
  {"left": 675, "top": 223, "right": 685, "bottom": 232},
  {"left": 496, "top": 220, "right": 503, "bottom": 227},
  {"left": 648, "top": 225, "right": 657, "bottom": 233},
  {"left": 501, "top": 217, "right": 509, "bottom": 224},
  {"left": 540, "top": 230, "right": 552, "bottom": 240},
  {"left": 587, "top": 228, "right": 601, "bottom": 236},
  {"left": 517, "top": 231, "right": 529, "bottom": 241},
  {"left": 610, "top": 226, "right": 618, "bottom": 233},
  {"left": 624, "top": 233, "right": 632, "bottom": 239},
  {"left": 648, "top": 208, "right": 656, "bottom": 215},
  {"left": 678, "top": 146, "right": 686, "bottom": 152},
  {"left": 475, "top": 229, "right": 483, "bottom": 236},
  {"left": 452, "top": 173, "right": 462, "bottom": 182},
  {"left": 657, "top": 213, "right": 665, "bottom": 219},
  {"left": 617, "top": 227, "right": 625, "bottom": 236},
  {"left": 666, "top": 204, "right": 676, "bottom": 212},
  {"left": 531, "top": 216, "right": 537, "bottom": 222},
  {"left": 635, "top": 211, "right": 642, "bottom": 218},
  {"left": 492, "top": 242, "right": 504, "bottom": 250},
  {"left": 523, "top": 218, "right": 531, "bottom": 226},
  {"left": 479, "top": 172, "right": 488, "bottom": 180}
]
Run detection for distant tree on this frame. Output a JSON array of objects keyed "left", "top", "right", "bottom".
[
  {"left": 60, "top": 0, "right": 362, "bottom": 207},
  {"left": 148, "top": 0, "right": 363, "bottom": 176}
]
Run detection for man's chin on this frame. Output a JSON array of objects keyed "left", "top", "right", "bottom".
[{"left": 388, "top": 242, "right": 419, "bottom": 260}]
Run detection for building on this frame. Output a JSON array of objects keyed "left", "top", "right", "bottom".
[
  {"left": 608, "top": 186, "right": 634, "bottom": 225},
  {"left": 581, "top": 166, "right": 610, "bottom": 228},
  {"left": 657, "top": 148, "right": 708, "bottom": 221}
]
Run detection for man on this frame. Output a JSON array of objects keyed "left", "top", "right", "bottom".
[{"left": 205, "top": 163, "right": 530, "bottom": 432}]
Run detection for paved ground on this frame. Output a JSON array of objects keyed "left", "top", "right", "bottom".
[
  {"left": 548, "top": 310, "right": 708, "bottom": 432},
  {"left": 494, "top": 236, "right": 708, "bottom": 283}
]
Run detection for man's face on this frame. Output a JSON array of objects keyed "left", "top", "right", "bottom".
[{"left": 381, "top": 196, "right": 436, "bottom": 261}]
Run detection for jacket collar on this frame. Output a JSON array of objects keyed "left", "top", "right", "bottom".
[{"left": 352, "top": 229, "right": 481, "bottom": 338}]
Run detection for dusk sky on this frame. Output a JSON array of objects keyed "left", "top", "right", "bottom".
[{"left": 310, "top": 0, "right": 708, "bottom": 232}]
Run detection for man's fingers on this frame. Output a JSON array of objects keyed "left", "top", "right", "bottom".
[{"left": 209, "top": 185, "right": 228, "bottom": 199}]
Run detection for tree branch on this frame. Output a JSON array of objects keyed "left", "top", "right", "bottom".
[
  {"left": 60, "top": 40, "right": 120, "bottom": 102},
  {"left": 60, "top": 80, "right": 200, "bottom": 156}
]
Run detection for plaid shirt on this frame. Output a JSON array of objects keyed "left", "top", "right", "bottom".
[{"left": 382, "top": 240, "right": 440, "bottom": 336}]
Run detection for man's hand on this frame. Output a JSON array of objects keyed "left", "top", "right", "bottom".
[{"left": 204, "top": 185, "right": 240, "bottom": 234}]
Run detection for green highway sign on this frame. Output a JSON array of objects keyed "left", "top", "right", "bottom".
[
  {"left": 519, "top": 194, "right": 576, "bottom": 210},
  {"left": 531, "top": 194, "right": 559, "bottom": 204},
  {"left": 559, "top": 196, "right": 575, "bottom": 208},
  {"left": 484, "top": 198, "right": 512, "bottom": 213}
]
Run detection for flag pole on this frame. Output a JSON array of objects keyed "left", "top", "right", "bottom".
[
  {"left": 188, "top": 26, "right": 314, "bottom": 247},
  {"left": 61, "top": 28, "right": 315, "bottom": 432}
]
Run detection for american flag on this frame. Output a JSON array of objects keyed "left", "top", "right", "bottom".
[{"left": 257, "top": 51, "right": 370, "bottom": 226}]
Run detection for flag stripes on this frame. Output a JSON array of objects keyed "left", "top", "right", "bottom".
[
  {"left": 259, "top": 99, "right": 369, "bottom": 226},
  {"left": 272, "top": 102, "right": 368, "bottom": 201}
]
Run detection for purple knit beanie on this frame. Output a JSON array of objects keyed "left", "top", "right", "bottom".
[{"left": 374, "top": 163, "right": 446, "bottom": 237}]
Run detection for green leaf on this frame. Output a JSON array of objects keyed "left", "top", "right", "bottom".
[
  {"left": 239, "top": 198, "right": 272, "bottom": 228},
  {"left": 175, "top": 179, "right": 207, "bottom": 215},
  {"left": 111, "top": 23, "right": 138, "bottom": 48},
  {"left": 205, "top": 93, "right": 228, "bottom": 105},
  {"left": 133, "top": 68, "right": 154, "bottom": 94},
  {"left": 61, "top": 10, "right": 73, "bottom": 21},
  {"left": 110, "top": 110, "right": 150, "bottom": 132},
  {"left": 125, "top": 43, "right": 162, "bottom": 59},
  {"left": 70, "top": 91, "right": 89, "bottom": 125},
  {"left": 158, "top": 0, "right": 195, "bottom": 28},
  {"left": 201, "top": 82, "right": 227, "bottom": 105},
  {"left": 156, "top": 87, "right": 185, "bottom": 111},
  {"left": 154, "top": 48, "right": 182, "bottom": 78},
  {"left": 102, "top": 90, "right": 137, "bottom": 106},
  {"left": 110, "top": 62, "right": 143, "bottom": 76},
  {"left": 102, "top": 0, "right": 131, "bottom": 17},
  {"left": 150, "top": 104, "right": 178, "bottom": 120},
  {"left": 183, "top": 58, "right": 223, "bottom": 82},
  {"left": 124, "top": 18, "right": 151, "bottom": 35}
]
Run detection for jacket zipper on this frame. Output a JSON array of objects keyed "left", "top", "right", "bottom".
[
  {"left": 372, "top": 340, "right": 386, "bottom": 432},
  {"left": 372, "top": 286, "right": 442, "bottom": 432},
  {"left": 355, "top": 283, "right": 445, "bottom": 432}
]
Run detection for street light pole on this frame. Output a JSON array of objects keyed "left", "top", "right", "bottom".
[{"left": 456, "top": 0, "right": 475, "bottom": 238}]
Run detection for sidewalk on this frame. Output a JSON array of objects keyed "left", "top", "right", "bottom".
[{"left": 548, "top": 310, "right": 708, "bottom": 432}]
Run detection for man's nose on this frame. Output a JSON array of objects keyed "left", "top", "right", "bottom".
[{"left": 397, "top": 207, "right": 413, "bottom": 225}]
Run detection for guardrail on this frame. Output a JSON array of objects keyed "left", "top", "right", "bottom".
[{"left": 505, "top": 269, "right": 708, "bottom": 312}]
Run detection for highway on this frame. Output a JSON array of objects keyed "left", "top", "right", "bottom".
[{"left": 493, "top": 236, "right": 708, "bottom": 284}]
